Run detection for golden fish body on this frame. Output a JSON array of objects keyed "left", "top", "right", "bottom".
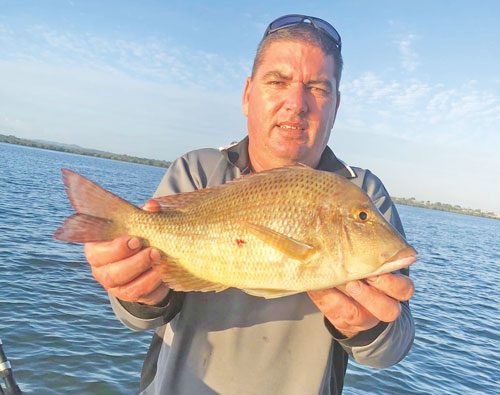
[{"left": 55, "top": 166, "right": 416, "bottom": 298}]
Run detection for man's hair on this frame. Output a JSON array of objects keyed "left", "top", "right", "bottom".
[{"left": 251, "top": 24, "right": 343, "bottom": 91}]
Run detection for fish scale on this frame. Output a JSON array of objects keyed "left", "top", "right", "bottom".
[{"left": 54, "top": 166, "right": 417, "bottom": 298}]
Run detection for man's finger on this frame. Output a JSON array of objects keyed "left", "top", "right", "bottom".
[
  {"left": 143, "top": 199, "right": 161, "bottom": 212},
  {"left": 308, "top": 288, "right": 379, "bottom": 336},
  {"left": 366, "top": 273, "right": 415, "bottom": 301},
  {"left": 85, "top": 235, "right": 143, "bottom": 267},
  {"left": 109, "top": 268, "right": 164, "bottom": 302},
  {"left": 137, "top": 284, "right": 170, "bottom": 305},
  {"left": 308, "top": 288, "right": 353, "bottom": 321},
  {"left": 91, "top": 247, "right": 157, "bottom": 289},
  {"left": 345, "top": 280, "right": 402, "bottom": 323}
]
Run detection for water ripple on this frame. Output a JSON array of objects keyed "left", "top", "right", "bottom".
[{"left": 1, "top": 143, "right": 499, "bottom": 394}]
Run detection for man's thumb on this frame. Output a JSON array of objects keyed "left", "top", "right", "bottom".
[{"left": 143, "top": 199, "right": 161, "bottom": 212}]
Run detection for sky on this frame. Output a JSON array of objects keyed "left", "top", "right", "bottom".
[{"left": 1, "top": 0, "right": 499, "bottom": 213}]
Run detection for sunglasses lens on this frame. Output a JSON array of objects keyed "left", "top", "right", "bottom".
[
  {"left": 267, "top": 15, "right": 341, "bottom": 49},
  {"left": 312, "top": 19, "right": 341, "bottom": 44},
  {"left": 269, "top": 15, "right": 304, "bottom": 31}
]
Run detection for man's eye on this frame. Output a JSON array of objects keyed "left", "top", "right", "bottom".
[{"left": 309, "top": 86, "right": 329, "bottom": 95}]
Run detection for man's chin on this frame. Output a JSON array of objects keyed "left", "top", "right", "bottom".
[
  {"left": 269, "top": 146, "right": 302, "bottom": 162},
  {"left": 270, "top": 151, "right": 313, "bottom": 168}
]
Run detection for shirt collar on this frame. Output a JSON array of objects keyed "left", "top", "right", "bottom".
[{"left": 221, "top": 136, "right": 356, "bottom": 179}]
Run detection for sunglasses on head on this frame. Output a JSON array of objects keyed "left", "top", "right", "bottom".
[{"left": 264, "top": 14, "right": 342, "bottom": 51}]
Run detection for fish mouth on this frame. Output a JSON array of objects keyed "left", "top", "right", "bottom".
[{"left": 369, "top": 247, "right": 417, "bottom": 277}]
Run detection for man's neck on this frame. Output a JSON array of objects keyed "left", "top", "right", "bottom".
[{"left": 249, "top": 153, "right": 319, "bottom": 172}]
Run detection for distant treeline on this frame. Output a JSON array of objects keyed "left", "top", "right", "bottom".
[
  {"left": 0, "top": 133, "right": 171, "bottom": 168},
  {"left": 392, "top": 197, "right": 499, "bottom": 220},
  {"left": 2, "top": 133, "right": 498, "bottom": 219}
]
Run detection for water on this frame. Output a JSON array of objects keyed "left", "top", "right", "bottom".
[
  {"left": 344, "top": 204, "right": 500, "bottom": 395},
  {"left": 1, "top": 143, "right": 499, "bottom": 394}
]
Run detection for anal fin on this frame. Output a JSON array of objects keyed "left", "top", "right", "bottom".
[
  {"left": 152, "top": 255, "right": 228, "bottom": 293},
  {"left": 242, "top": 288, "right": 300, "bottom": 299}
]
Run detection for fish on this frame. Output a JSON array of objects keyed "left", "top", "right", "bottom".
[{"left": 54, "top": 166, "right": 416, "bottom": 299}]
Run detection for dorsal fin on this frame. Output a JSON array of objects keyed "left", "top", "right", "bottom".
[
  {"left": 153, "top": 188, "right": 219, "bottom": 211},
  {"left": 153, "top": 165, "right": 316, "bottom": 211}
]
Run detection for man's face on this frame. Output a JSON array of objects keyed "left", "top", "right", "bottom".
[{"left": 242, "top": 40, "right": 340, "bottom": 171}]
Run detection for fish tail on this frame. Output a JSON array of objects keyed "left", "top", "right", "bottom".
[{"left": 54, "top": 168, "right": 138, "bottom": 243}]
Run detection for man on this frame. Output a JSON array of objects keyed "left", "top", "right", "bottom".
[{"left": 85, "top": 15, "right": 415, "bottom": 394}]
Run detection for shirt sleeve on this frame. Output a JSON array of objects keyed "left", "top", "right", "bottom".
[
  {"left": 333, "top": 303, "right": 415, "bottom": 368},
  {"left": 325, "top": 168, "right": 415, "bottom": 367}
]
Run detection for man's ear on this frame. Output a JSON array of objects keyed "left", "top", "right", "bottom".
[{"left": 242, "top": 77, "right": 252, "bottom": 117}]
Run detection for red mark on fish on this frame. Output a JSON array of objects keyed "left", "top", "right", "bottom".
[{"left": 236, "top": 239, "right": 246, "bottom": 247}]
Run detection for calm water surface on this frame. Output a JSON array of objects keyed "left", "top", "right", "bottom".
[{"left": 0, "top": 143, "right": 499, "bottom": 394}]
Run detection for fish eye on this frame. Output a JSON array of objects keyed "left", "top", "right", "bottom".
[{"left": 358, "top": 211, "right": 368, "bottom": 221}]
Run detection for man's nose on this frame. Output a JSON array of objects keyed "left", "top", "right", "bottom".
[{"left": 284, "top": 84, "right": 308, "bottom": 114}]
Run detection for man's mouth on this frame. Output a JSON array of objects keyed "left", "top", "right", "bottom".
[
  {"left": 276, "top": 122, "right": 307, "bottom": 138},
  {"left": 278, "top": 121, "right": 307, "bottom": 129},
  {"left": 279, "top": 124, "right": 303, "bottom": 130}
]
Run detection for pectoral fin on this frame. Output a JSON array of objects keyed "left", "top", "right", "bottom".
[
  {"left": 152, "top": 255, "right": 228, "bottom": 293},
  {"left": 242, "top": 222, "right": 316, "bottom": 262}
]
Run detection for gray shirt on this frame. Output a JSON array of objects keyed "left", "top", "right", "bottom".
[{"left": 109, "top": 138, "right": 415, "bottom": 395}]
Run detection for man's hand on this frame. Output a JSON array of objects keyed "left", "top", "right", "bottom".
[
  {"left": 84, "top": 199, "right": 169, "bottom": 305},
  {"left": 308, "top": 273, "right": 414, "bottom": 338}
]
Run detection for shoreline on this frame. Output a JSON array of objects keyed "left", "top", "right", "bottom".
[
  {"left": 392, "top": 197, "right": 498, "bottom": 220},
  {"left": 0, "top": 133, "right": 171, "bottom": 168},
  {"left": 2, "top": 134, "right": 497, "bottom": 220}
]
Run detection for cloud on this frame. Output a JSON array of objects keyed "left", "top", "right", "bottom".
[
  {"left": 340, "top": 72, "right": 500, "bottom": 147},
  {"left": 0, "top": 21, "right": 254, "bottom": 162},
  {"left": 0, "top": 58, "right": 246, "bottom": 160},
  {"left": 344, "top": 72, "right": 430, "bottom": 108},
  {"left": 0, "top": 23, "right": 10, "bottom": 35},
  {"left": 2, "top": 23, "right": 251, "bottom": 90},
  {"left": 2, "top": 21, "right": 498, "bottom": 174},
  {"left": 396, "top": 34, "right": 419, "bottom": 72}
]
